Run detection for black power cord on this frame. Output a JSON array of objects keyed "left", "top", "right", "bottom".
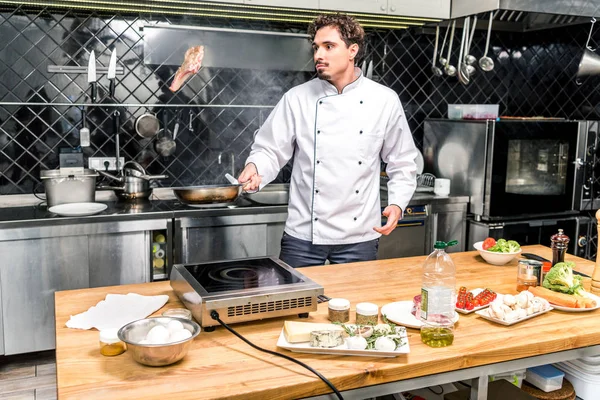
[{"left": 209, "top": 310, "right": 344, "bottom": 400}]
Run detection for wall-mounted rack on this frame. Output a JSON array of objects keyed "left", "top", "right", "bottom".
[
  {"left": 0, "top": 102, "right": 274, "bottom": 108},
  {"left": 47, "top": 65, "right": 125, "bottom": 75}
]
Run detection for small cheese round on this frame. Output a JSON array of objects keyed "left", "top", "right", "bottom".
[
  {"left": 374, "top": 336, "right": 396, "bottom": 351},
  {"left": 346, "top": 336, "right": 368, "bottom": 350}
]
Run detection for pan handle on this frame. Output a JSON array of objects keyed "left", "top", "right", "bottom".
[{"left": 96, "top": 169, "right": 123, "bottom": 183}]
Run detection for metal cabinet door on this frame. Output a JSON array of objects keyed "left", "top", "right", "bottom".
[
  {"left": 0, "top": 270, "right": 3, "bottom": 355},
  {"left": 88, "top": 232, "right": 151, "bottom": 287},
  {"left": 0, "top": 237, "right": 89, "bottom": 355},
  {"left": 266, "top": 222, "right": 286, "bottom": 257}
]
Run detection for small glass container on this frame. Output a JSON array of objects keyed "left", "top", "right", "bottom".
[
  {"left": 162, "top": 308, "right": 192, "bottom": 320},
  {"left": 355, "top": 302, "right": 378, "bottom": 325},
  {"left": 328, "top": 298, "right": 350, "bottom": 323},
  {"left": 99, "top": 328, "right": 126, "bottom": 357},
  {"left": 517, "top": 261, "right": 541, "bottom": 292}
]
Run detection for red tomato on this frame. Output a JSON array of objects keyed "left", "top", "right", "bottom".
[{"left": 482, "top": 237, "right": 496, "bottom": 250}]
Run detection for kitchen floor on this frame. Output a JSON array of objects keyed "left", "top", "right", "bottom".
[{"left": 0, "top": 351, "right": 56, "bottom": 400}]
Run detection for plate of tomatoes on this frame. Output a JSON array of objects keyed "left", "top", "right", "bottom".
[{"left": 455, "top": 287, "right": 497, "bottom": 314}]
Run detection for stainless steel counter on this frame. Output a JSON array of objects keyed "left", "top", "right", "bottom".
[{"left": 0, "top": 192, "right": 468, "bottom": 228}]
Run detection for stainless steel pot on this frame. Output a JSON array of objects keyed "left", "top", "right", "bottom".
[
  {"left": 172, "top": 184, "right": 243, "bottom": 206},
  {"left": 40, "top": 169, "right": 98, "bottom": 207}
]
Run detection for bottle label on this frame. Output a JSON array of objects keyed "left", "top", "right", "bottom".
[{"left": 421, "top": 287, "right": 454, "bottom": 321}]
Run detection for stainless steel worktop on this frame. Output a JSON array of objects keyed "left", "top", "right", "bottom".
[{"left": 0, "top": 192, "right": 468, "bottom": 229}]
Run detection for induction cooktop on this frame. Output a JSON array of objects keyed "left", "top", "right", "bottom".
[{"left": 170, "top": 257, "right": 324, "bottom": 328}]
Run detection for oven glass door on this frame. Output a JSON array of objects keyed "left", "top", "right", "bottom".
[{"left": 489, "top": 121, "right": 580, "bottom": 217}]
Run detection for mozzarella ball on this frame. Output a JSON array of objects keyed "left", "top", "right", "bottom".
[
  {"left": 346, "top": 336, "right": 368, "bottom": 350},
  {"left": 146, "top": 325, "right": 170, "bottom": 344},
  {"left": 167, "top": 320, "right": 185, "bottom": 335},
  {"left": 169, "top": 329, "right": 192, "bottom": 343},
  {"left": 374, "top": 336, "right": 396, "bottom": 351}
]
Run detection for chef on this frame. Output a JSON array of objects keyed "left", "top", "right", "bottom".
[{"left": 238, "top": 13, "right": 418, "bottom": 267}]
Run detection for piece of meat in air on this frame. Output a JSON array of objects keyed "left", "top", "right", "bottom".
[{"left": 169, "top": 46, "right": 205, "bottom": 92}]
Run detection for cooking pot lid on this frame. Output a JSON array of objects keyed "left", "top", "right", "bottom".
[{"left": 41, "top": 169, "right": 99, "bottom": 179}]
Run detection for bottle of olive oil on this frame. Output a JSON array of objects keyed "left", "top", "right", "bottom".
[{"left": 420, "top": 241, "right": 457, "bottom": 348}]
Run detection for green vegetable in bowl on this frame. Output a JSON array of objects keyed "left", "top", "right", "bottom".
[{"left": 487, "top": 239, "right": 521, "bottom": 253}]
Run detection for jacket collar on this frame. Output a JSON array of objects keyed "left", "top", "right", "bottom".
[{"left": 319, "top": 67, "right": 363, "bottom": 96}]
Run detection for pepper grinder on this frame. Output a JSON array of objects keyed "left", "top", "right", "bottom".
[
  {"left": 550, "top": 229, "right": 570, "bottom": 267},
  {"left": 593, "top": 210, "right": 600, "bottom": 295}
]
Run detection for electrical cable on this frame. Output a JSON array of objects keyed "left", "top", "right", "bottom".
[
  {"left": 209, "top": 310, "right": 344, "bottom": 400},
  {"left": 427, "top": 384, "right": 444, "bottom": 395}
]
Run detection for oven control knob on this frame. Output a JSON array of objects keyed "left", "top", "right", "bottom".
[
  {"left": 406, "top": 207, "right": 413, "bottom": 214},
  {"left": 578, "top": 236, "right": 588, "bottom": 247}
]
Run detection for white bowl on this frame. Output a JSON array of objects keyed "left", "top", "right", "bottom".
[{"left": 473, "top": 241, "right": 522, "bottom": 266}]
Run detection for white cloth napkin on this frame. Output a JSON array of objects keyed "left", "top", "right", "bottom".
[{"left": 66, "top": 293, "right": 170, "bottom": 330}]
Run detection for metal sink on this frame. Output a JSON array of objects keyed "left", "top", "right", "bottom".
[{"left": 244, "top": 183, "right": 289, "bottom": 205}]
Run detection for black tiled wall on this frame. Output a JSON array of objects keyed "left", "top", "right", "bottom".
[{"left": 1, "top": 6, "right": 600, "bottom": 196}]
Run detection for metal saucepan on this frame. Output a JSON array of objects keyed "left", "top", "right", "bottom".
[
  {"left": 97, "top": 170, "right": 155, "bottom": 201},
  {"left": 172, "top": 184, "right": 243, "bottom": 206},
  {"left": 135, "top": 112, "right": 160, "bottom": 139}
]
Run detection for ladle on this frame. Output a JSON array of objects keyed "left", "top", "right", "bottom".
[
  {"left": 479, "top": 12, "right": 495, "bottom": 72},
  {"left": 464, "top": 15, "right": 478, "bottom": 66},
  {"left": 444, "top": 20, "right": 457, "bottom": 77},
  {"left": 438, "top": 23, "right": 450, "bottom": 67},
  {"left": 463, "top": 17, "right": 477, "bottom": 78},
  {"left": 431, "top": 25, "right": 444, "bottom": 77},
  {"left": 458, "top": 17, "right": 470, "bottom": 85}
]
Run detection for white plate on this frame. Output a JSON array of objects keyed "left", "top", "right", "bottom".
[
  {"left": 550, "top": 293, "right": 600, "bottom": 312},
  {"left": 455, "top": 288, "right": 493, "bottom": 314},
  {"left": 475, "top": 306, "right": 553, "bottom": 326},
  {"left": 276, "top": 326, "right": 410, "bottom": 358},
  {"left": 48, "top": 202, "right": 107, "bottom": 217},
  {"left": 381, "top": 301, "right": 459, "bottom": 329}
]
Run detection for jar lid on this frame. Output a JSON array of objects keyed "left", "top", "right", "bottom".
[
  {"left": 100, "top": 328, "right": 121, "bottom": 344},
  {"left": 356, "top": 302, "right": 378, "bottom": 316},
  {"left": 328, "top": 298, "right": 350, "bottom": 311}
]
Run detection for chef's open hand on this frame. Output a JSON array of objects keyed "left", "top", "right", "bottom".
[
  {"left": 373, "top": 205, "right": 402, "bottom": 235},
  {"left": 237, "top": 163, "right": 262, "bottom": 192}
]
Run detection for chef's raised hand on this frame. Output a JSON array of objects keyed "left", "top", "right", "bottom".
[
  {"left": 374, "top": 205, "right": 402, "bottom": 235},
  {"left": 237, "top": 163, "right": 262, "bottom": 192}
]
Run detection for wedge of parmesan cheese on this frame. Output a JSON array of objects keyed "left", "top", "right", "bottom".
[{"left": 283, "top": 321, "right": 344, "bottom": 343}]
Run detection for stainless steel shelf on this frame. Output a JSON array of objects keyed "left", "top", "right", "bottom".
[{"left": 0, "top": 102, "right": 275, "bottom": 108}]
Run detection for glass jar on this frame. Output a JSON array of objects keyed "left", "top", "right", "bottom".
[
  {"left": 355, "top": 302, "right": 378, "bottom": 325},
  {"left": 162, "top": 308, "right": 192, "bottom": 320},
  {"left": 517, "top": 261, "right": 541, "bottom": 292},
  {"left": 99, "top": 329, "right": 126, "bottom": 357},
  {"left": 328, "top": 298, "right": 350, "bottom": 323}
]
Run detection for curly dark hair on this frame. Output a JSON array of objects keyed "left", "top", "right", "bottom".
[{"left": 308, "top": 13, "right": 365, "bottom": 62}]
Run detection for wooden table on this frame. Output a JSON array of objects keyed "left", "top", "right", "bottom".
[{"left": 55, "top": 245, "right": 600, "bottom": 400}]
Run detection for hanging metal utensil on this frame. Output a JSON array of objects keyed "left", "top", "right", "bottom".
[
  {"left": 465, "top": 15, "right": 478, "bottom": 66},
  {"left": 155, "top": 109, "right": 176, "bottom": 157},
  {"left": 479, "top": 12, "right": 495, "bottom": 72},
  {"left": 135, "top": 111, "right": 160, "bottom": 139},
  {"left": 188, "top": 110, "right": 194, "bottom": 133},
  {"left": 438, "top": 23, "right": 450, "bottom": 67},
  {"left": 366, "top": 59, "right": 373, "bottom": 79},
  {"left": 431, "top": 25, "right": 444, "bottom": 77},
  {"left": 444, "top": 20, "right": 457, "bottom": 77},
  {"left": 114, "top": 110, "right": 123, "bottom": 176},
  {"left": 458, "top": 17, "right": 470, "bottom": 85}
]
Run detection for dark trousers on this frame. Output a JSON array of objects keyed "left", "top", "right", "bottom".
[{"left": 279, "top": 232, "right": 379, "bottom": 268}]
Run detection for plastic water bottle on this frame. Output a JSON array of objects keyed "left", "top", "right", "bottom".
[{"left": 420, "top": 240, "right": 457, "bottom": 348}]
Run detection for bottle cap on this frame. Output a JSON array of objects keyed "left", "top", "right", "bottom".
[
  {"left": 356, "top": 302, "right": 378, "bottom": 316},
  {"left": 328, "top": 298, "right": 350, "bottom": 311},
  {"left": 100, "top": 328, "right": 121, "bottom": 344},
  {"left": 434, "top": 240, "right": 458, "bottom": 249}
]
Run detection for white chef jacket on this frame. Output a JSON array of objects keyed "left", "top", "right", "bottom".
[{"left": 246, "top": 68, "right": 418, "bottom": 245}]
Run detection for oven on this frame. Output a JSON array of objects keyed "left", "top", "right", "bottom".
[
  {"left": 423, "top": 119, "right": 598, "bottom": 220},
  {"left": 468, "top": 215, "right": 592, "bottom": 259}
]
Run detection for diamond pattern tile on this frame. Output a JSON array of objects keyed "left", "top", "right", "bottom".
[{"left": 2, "top": 7, "right": 600, "bottom": 254}]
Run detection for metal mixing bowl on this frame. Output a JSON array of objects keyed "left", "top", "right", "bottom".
[{"left": 117, "top": 316, "right": 201, "bottom": 366}]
